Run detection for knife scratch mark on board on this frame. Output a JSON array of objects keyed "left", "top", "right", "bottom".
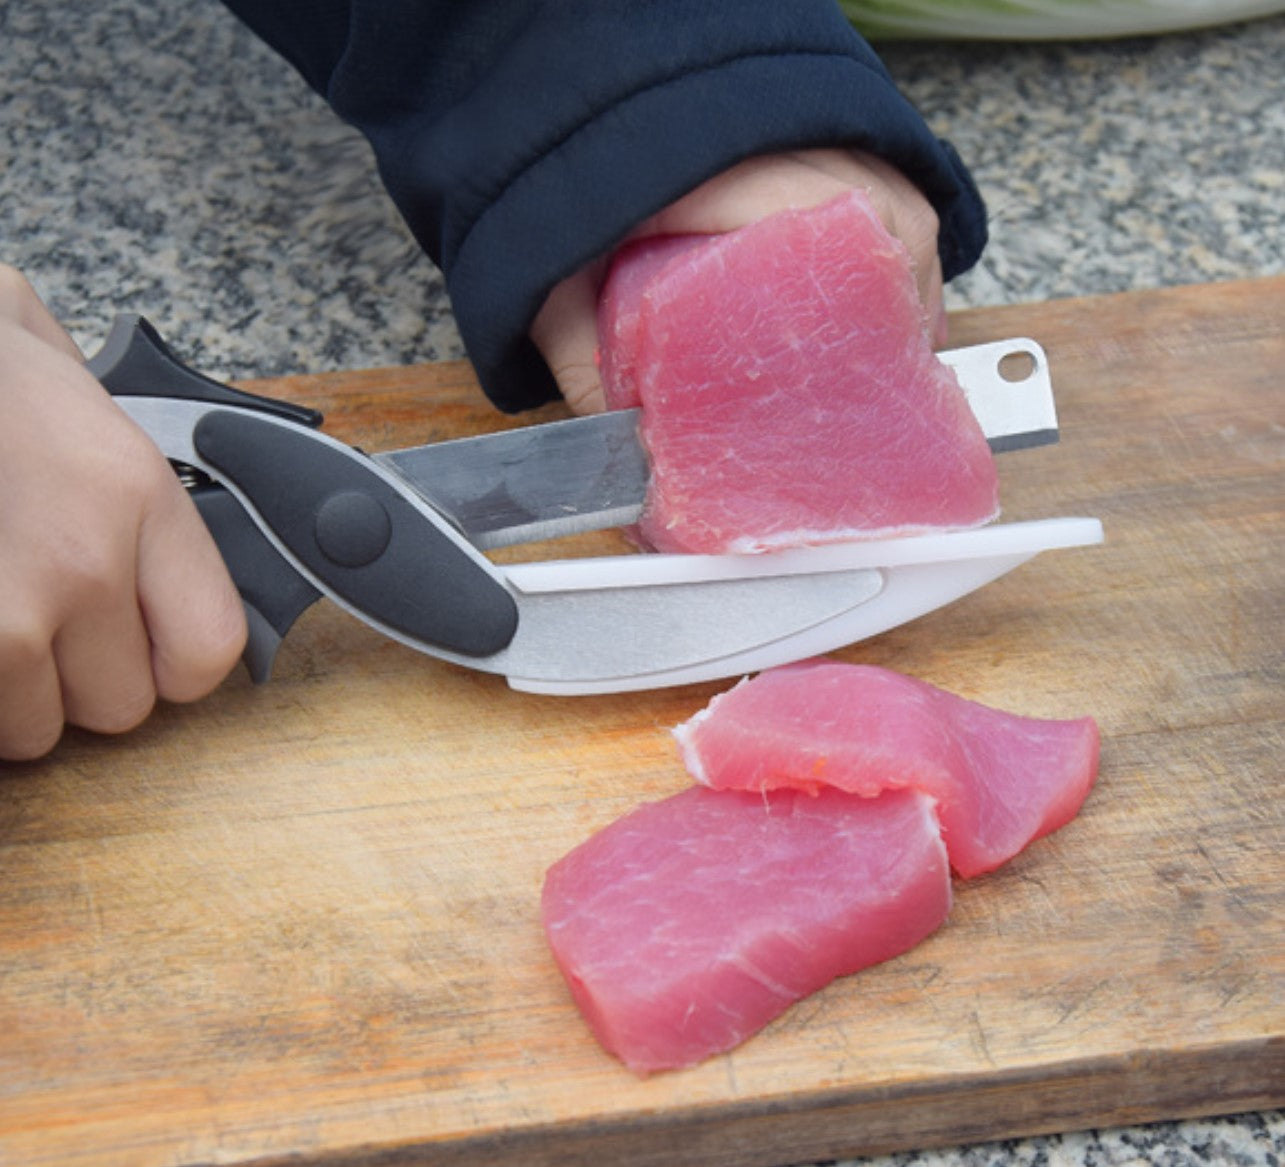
[{"left": 969, "top": 1009, "right": 996, "bottom": 1067}]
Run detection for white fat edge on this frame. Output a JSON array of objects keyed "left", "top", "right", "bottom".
[
  {"left": 669, "top": 675, "right": 755, "bottom": 787},
  {"left": 719, "top": 512, "right": 1002, "bottom": 556},
  {"left": 898, "top": 789, "right": 953, "bottom": 905}
]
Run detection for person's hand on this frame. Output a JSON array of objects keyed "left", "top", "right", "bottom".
[
  {"left": 529, "top": 149, "right": 945, "bottom": 415},
  {"left": 0, "top": 266, "right": 247, "bottom": 760}
]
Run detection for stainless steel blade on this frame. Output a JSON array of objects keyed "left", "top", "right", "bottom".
[
  {"left": 940, "top": 339, "right": 1060, "bottom": 454},
  {"left": 376, "top": 409, "right": 647, "bottom": 549},
  {"left": 376, "top": 337, "right": 1060, "bottom": 548}
]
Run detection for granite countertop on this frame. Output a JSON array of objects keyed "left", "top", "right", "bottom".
[
  {"left": 2, "top": 3, "right": 1282, "bottom": 1165},
  {"left": 5, "top": 2, "right": 1283, "bottom": 381}
]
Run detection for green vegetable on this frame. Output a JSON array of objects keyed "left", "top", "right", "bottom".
[{"left": 839, "top": 0, "right": 1285, "bottom": 40}]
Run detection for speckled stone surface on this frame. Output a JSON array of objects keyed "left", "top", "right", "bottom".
[
  {"left": 2, "top": 0, "right": 453, "bottom": 381},
  {"left": 1, "top": 5, "right": 1281, "bottom": 1165},
  {"left": 809, "top": 1111, "right": 1285, "bottom": 1167},
  {"left": 2, "top": 3, "right": 1282, "bottom": 383},
  {"left": 880, "top": 26, "right": 1285, "bottom": 314}
]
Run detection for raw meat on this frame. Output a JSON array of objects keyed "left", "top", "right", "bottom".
[
  {"left": 596, "top": 190, "right": 1000, "bottom": 554},
  {"left": 597, "top": 233, "right": 708, "bottom": 410},
  {"left": 674, "top": 660, "right": 1100, "bottom": 878},
  {"left": 541, "top": 785, "right": 950, "bottom": 1074}
]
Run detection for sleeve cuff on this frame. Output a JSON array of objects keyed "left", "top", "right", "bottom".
[{"left": 444, "top": 51, "right": 986, "bottom": 411}]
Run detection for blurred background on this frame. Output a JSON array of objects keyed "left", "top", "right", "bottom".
[{"left": 3, "top": 3, "right": 1282, "bottom": 386}]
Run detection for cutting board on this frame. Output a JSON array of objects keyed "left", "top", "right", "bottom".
[{"left": 1, "top": 278, "right": 1281, "bottom": 1167}]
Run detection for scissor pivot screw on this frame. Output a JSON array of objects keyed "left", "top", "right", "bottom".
[{"left": 315, "top": 490, "right": 392, "bottom": 568}]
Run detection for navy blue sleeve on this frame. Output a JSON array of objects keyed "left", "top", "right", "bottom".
[{"left": 221, "top": 1, "right": 987, "bottom": 412}]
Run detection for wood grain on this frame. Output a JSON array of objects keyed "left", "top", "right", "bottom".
[{"left": 1, "top": 277, "right": 1281, "bottom": 1166}]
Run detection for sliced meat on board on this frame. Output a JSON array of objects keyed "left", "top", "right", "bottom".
[
  {"left": 542, "top": 662, "right": 1099, "bottom": 1073},
  {"left": 541, "top": 785, "right": 950, "bottom": 1075},
  {"left": 675, "top": 660, "right": 1100, "bottom": 878}
]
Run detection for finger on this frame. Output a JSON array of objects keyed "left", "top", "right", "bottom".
[
  {"left": 890, "top": 196, "right": 944, "bottom": 325},
  {"left": 529, "top": 262, "right": 609, "bottom": 415},
  {"left": 880, "top": 188, "right": 946, "bottom": 342},
  {"left": 840, "top": 152, "right": 944, "bottom": 327},
  {"left": 136, "top": 481, "right": 247, "bottom": 704},
  {"left": 926, "top": 260, "right": 948, "bottom": 348},
  {"left": 42, "top": 464, "right": 160, "bottom": 735},
  {"left": 53, "top": 582, "right": 158, "bottom": 738},
  {"left": 0, "top": 614, "right": 66, "bottom": 761},
  {"left": 0, "top": 263, "right": 84, "bottom": 361},
  {"left": 903, "top": 229, "right": 946, "bottom": 346}
]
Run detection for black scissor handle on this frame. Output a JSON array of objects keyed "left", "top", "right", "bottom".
[
  {"left": 90, "top": 315, "right": 519, "bottom": 681},
  {"left": 189, "top": 485, "right": 322, "bottom": 683},
  {"left": 87, "top": 313, "right": 322, "bottom": 427},
  {"left": 191, "top": 408, "right": 519, "bottom": 660}
]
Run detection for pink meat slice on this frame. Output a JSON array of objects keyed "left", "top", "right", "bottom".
[
  {"left": 674, "top": 660, "right": 1100, "bottom": 879},
  {"left": 596, "top": 190, "right": 1000, "bottom": 554},
  {"left": 541, "top": 785, "right": 950, "bottom": 1074},
  {"left": 597, "top": 233, "right": 710, "bottom": 410}
]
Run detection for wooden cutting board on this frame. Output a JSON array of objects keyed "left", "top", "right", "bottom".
[{"left": 1, "top": 277, "right": 1281, "bottom": 1167}]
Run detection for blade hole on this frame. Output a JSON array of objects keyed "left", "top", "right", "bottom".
[{"left": 998, "top": 350, "right": 1037, "bottom": 383}]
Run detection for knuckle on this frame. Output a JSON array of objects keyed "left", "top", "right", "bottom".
[
  {"left": 0, "top": 613, "right": 52, "bottom": 673},
  {"left": 0, "top": 623, "right": 61, "bottom": 717},
  {"left": 110, "top": 426, "right": 173, "bottom": 495},
  {"left": 46, "top": 529, "right": 128, "bottom": 600}
]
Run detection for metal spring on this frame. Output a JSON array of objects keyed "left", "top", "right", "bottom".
[{"left": 171, "top": 461, "right": 213, "bottom": 491}]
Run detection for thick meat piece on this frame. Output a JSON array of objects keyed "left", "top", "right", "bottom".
[
  {"left": 541, "top": 786, "right": 950, "bottom": 1074},
  {"left": 596, "top": 191, "right": 999, "bottom": 553},
  {"left": 674, "top": 660, "right": 1100, "bottom": 878}
]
